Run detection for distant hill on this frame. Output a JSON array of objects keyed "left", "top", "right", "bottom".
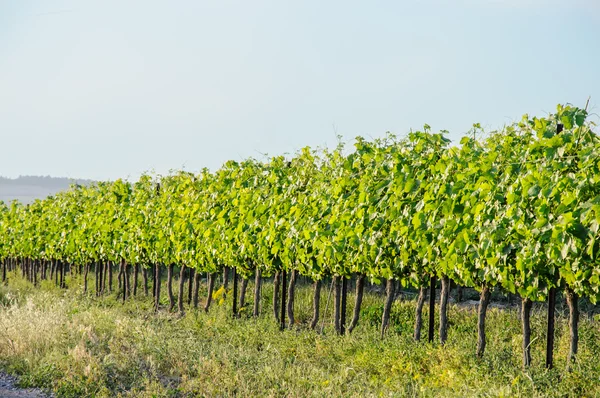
[{"left": 0, "top": 176, "right": 94, "bottom": 204}]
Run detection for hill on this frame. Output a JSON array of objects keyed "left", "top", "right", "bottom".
[{"left": 0, "top": 176, "right": 94, "bottom": 204}]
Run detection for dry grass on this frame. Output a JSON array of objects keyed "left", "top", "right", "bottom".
[{"left": 0, "top": 273, "right": 599, "bottom": 397}]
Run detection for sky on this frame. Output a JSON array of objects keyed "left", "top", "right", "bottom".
[{"left": 1, "top": 0, "right": 599, "bottom": 181}]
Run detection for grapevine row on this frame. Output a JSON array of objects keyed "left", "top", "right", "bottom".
[{"left": 0, "top": 104, "right": 598, "bottom": 368}]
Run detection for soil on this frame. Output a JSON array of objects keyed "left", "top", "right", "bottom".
[{"left": 0, "top": 373, "right": 51, "bottom": 398}]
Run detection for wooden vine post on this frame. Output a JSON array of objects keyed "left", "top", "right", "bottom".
[
  {"left": 546, "top": 286, "right": 557, "bottom": 369},
  {"left": 280, "top": 269, "right": 286, "bottom": 331},
  {"left": 428, "top": 276, "right": 436, "bottom": 343},
  {"left": 545, "top": 124, "right": 563, "bottom": 370},
  {"left": 340, "top": 277, "right": 347, "bottom": 335},
  {"left": 232, "top": 267, "right": 238, "bottom": 318}
]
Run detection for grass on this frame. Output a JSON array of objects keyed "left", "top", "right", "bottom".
[{"left": 0, "top": 272, "right": 599, "bottom": 397}]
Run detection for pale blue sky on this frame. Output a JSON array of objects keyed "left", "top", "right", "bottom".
[{"left": 1, "top": 0, "right": 599, "bottom": 181}]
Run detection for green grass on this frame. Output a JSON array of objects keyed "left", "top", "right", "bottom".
[{"left": 0, "top": 273, "right": 599, "bottom": 397}]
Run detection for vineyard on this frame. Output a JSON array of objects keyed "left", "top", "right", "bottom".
[{"left": 1, "top": 104, "right": 599, "bottom": 381}]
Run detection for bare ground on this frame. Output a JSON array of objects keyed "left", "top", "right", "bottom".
[{"left": 0, "top": 373, "right": 50, "bottom": 398}]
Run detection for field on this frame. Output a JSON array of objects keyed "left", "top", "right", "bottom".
[{"left": 1, "top": 273, "right": 599, "bottom": 397}]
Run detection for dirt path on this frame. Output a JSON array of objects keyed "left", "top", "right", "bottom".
[{"left": 0, "top": 373, "right": 50, "bottom": 398}]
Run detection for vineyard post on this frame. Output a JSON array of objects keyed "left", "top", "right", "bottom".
[
  {"left": 154, "top": 264, "right": 161, "bottom": 312},
  {"left": 545, "top": 123, "right": 562, "bottom": 370},
  {"left": 340, "top": 277, "right": 347, "bottom": 335},
  {"left": 428, "top": 276, "right": 436, "bottom": 343},
  {"left": 187, "top": 268, "right": 193, "bottom": 304},
  {"left": 232, "top": 267, "right": 238, "bottom": 318},
  {"left": 94, "top": 262, "right": 99, "bottom": 295},
  {"left": 280, "top": 269, "right": 286, "bottom": 331},
  {"left": 546, "top": 286, "right": 557, "bottom": 369}
]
